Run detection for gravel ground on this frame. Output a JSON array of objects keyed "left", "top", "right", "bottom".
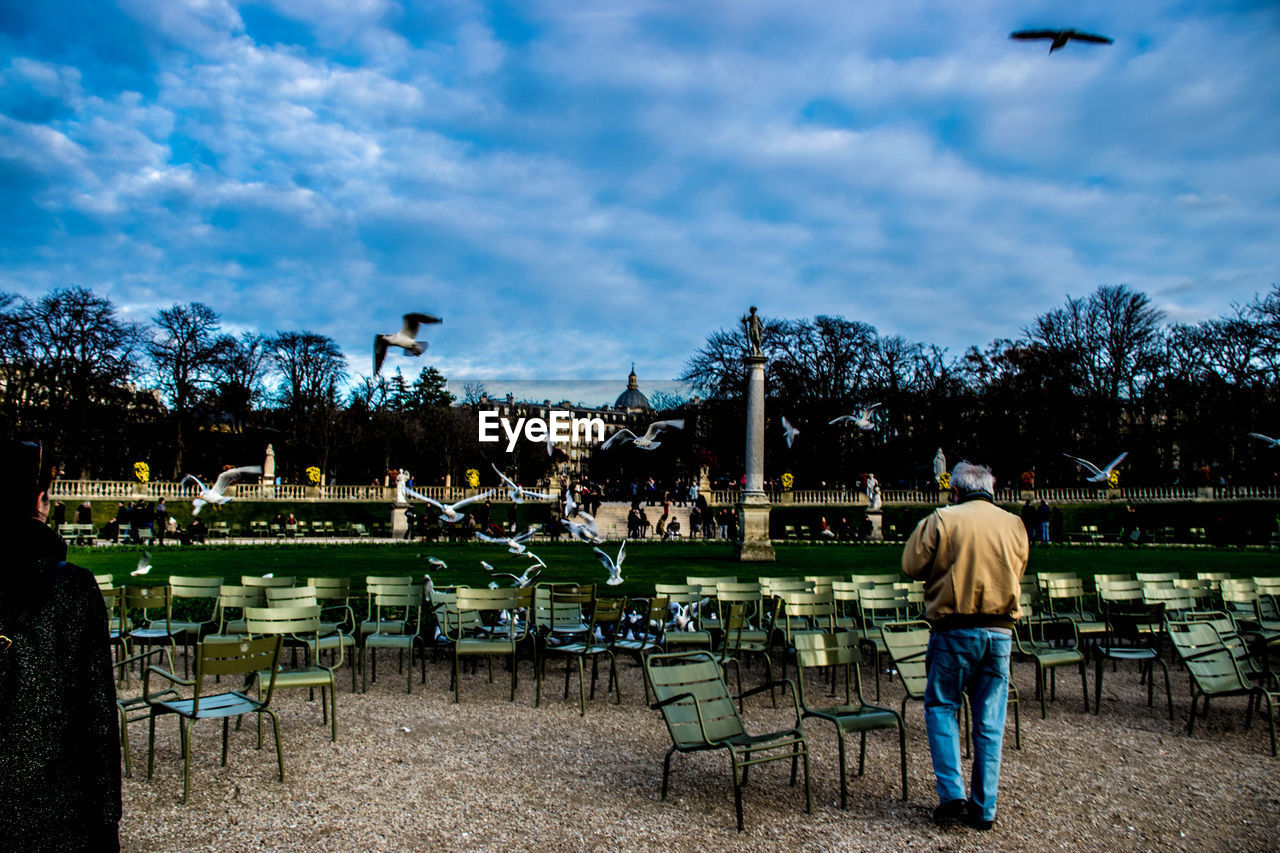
[{"left": 120, "top": 651, "right": 1279, "bottom": 852}]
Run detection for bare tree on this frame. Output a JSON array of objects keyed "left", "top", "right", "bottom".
[{"left": 149, "top": 302, "right": 226, "bottom": 475}]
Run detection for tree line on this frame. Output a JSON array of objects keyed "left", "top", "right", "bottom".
[
  {"left": 681, "top": 283, "right": 1280, "bottom": 490},
  {"left": 1, "top": 283, "right": 1277, "bottom": 491}
]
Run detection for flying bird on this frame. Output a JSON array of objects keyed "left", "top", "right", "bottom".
[
  {"left": 491, "top": 464, "right": 555, "bottom": 503},
  {"left": 523, "top": 552, "right": 547, "bottom": 570},
  {"left": 829, "top": 404, "right": 881, "bottom": 430},
  {"left": 1248, "top": 433, "right": 1280, "bottom": 449},
  {"left": 599, "top": 418, "right": 685, "bottom": 451},
  {"left": 131, "top": 551, "right": 152, "bottom": 576},
  {"left": 183, "top": 465, "right": 263, "bottom": 515},
  {"left": 781, "top": 416, "right": 800, "bottom": 448},
  {"left": 487, "top": 563, "right": 542, "bottom": 588},
  {"left": 476, "top": 525, "right": 540, "bottom": 555},
  {"left": 1063, "top": 452, "right": 1129, "bottom": 483},
  {"left": 373, "top": 312, "right": 442, "bottom": 375},
  {"left": 424, "top": 556, "right": 448, "bottom": 569},
  {"left": 1009, "top": 28, "right": 1114, "bottom": 53},
  {"left": 561, "top": 511, "right": 603, "bottom": 544},
  {"left": 593, "top": 540, "right": 627, "bottom": 586},
  {"left": 405, "top": 487, "right": 496, "bottom": 524}
]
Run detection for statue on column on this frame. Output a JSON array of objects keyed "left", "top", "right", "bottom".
[
  {"left": 865, "top": 472, "right": 882, "bottom": 511},
  {"left": 395, "top": 469, "right": 410, "bottom": 504},
  {"left": 741, "top": 305, "right": 763, "bottom": 358}
]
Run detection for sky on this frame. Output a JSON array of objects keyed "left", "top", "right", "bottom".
[{"left": 1, "top": 1, "right": 1277, "bottom": 392}]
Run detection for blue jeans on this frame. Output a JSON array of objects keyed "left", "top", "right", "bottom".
[
  {"left": 924, "top": 627, "right": 1012, "bottom": 821},
  {"left": 1039, "top": 521, "right": 1050, "bottom": 543}
]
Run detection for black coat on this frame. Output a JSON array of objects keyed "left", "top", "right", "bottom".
[{"left": 0, "top": 519, "right": 121, "bottom": 851}]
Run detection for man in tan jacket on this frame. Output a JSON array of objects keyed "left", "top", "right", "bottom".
[{"left": 902, "top": 462, "right": 1028, "bottom": 831}]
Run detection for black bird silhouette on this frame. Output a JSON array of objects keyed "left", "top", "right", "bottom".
[{"left": 1010, "top": 28, "right": 1114, "bottom": 53}]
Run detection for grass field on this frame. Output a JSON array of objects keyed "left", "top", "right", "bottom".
[{"left": 75, "top": 539, "right": 1280, "bottom": 598}]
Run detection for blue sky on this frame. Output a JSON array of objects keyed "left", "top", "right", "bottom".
[{"left": 1, "top": 1, "right": 1277, "bottom": 388}]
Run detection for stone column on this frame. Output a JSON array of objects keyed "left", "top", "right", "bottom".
[{"left": 735, "top": 355, "right": 776, "bottom": 562}]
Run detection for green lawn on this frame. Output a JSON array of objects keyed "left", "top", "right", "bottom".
[{"left": 75, "top": 540, "right": 1280, "bottom": 598}]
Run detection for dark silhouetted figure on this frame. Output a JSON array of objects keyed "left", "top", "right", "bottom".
[{"left": 1010, "top": 28, "right": 1114, "bottom": 53}]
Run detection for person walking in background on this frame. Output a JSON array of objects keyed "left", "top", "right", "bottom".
[
  {"left": 154, "top": 498, "right": 169, "bottom": 545},
  {"left": 0, "top": 441, "right": 122, "bottom": 850},
  {"left": 902, "top": 462, "right": 1029, "bottom": 832},
  {"left": 1037, "top": 499, "right": 1051, "bottom": 544}
]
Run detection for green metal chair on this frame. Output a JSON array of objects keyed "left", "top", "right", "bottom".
[
  {"left": 1014, "top": 606, "right": 1089, "bottom": 719},
  {"left": 792, "top": 631, "right": 906, "bottom": 808},
  {"left": 245, "top": 605, "right": 340, "bottom": 741},
  {"left": 654, "top": 583, "right": 713, "bottom": 653},
  {"left": 1092, "top": 600, "right": 1173, "bottom": 720},
  {"left": 144, "top": 635, "right": 285, "bottom": 803},
  {"left": 205, "top": 585, "right": 265, "bottom": 643},
  {"left": 363, "top": 587, "right": 427, "bottom": 693},
  {"left": 1168, "top": 620, "right": 1278, "bottom": 756},
  {"left": 126, "top": 585, "right": 184, "bottom": 668},
  {"left": 644, "top": 650, "right": 811, "bottom": 831},
  {"left": 167, "top": 576, "right": 223, "bottom": 672},
  {"left": 447, "top": 586, "right": 528, "bottom": 703}
]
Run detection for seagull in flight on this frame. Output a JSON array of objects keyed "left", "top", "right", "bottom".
[
  {"left": 491, "top": 464, "right": 555, "bottom": 503},
  {"left": 1063, "top": 452, "right": 1129, "bottom": 483},
  {"left": 183, "top": 465, "right": 263, "bottom": 515},
  {"left": 781, "top": 416, "right": 800, "bottom": 448},
  {"left": 476, "top": 525, "right": 540, "bottom": 555},
  {"left": 487, "top": 563, "right": 542, "bottom": 588},
  {"left": 424, "top": 556, "right": 448, "bottom": 570},
  {"left": 405, "top": 487, "right": 495, "bottom": 524},
  {"left": 1248, "top": 433, "right": 1280, "bottom": 449},
  {"left": 593, "top": 541, "right": 627, "bottom": 586},
  {"left": 600, "top": 418, "right": 685, "bottom": 451},
  {"left": 1009, "top": 28, "right": 1114, "bottom": 53},
  {"left": 373, "top": 312, "right": 442, "bottom": 375},
  {"left": 561, "top": 511, "right": 603, "bottom": 544},
  {"left": 131, "top": 551, "right": 152, "bottom": 576},
  {"left": 829, "top": 404, "right": 881, "bottom": 430}
]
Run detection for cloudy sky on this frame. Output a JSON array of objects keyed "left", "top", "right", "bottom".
[{"left": 1, "top": 0, "right": 1277, "bottom": 388}]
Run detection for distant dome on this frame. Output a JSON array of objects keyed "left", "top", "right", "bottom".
[{"left": 614, "top": 365, "right": 651, "bottom": 411}]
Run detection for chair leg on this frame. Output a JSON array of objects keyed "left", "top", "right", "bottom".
[
  {"left": 661, "top": 746, "right": 675, "bottom": 800},
  {"left": 266, "top": 708, "right": 285, "bottom": 781},
  {"left": 119, "top": 707, "right": 132, "bottom": 779},
  {"left": 836, "top": 730, "right": 848, "bottom": 810},
  {"left": 1093, "top": 653, "right": 1104, "bottom": 714},
  {"left": 898, "top": 719, "right": 909, "bottom": 800},
  {"left": 180, "top": 717, "right": 192, "bottom": 804},
  {"left": 147, "top": 712, "right": 157, "bottom": 781},
  {"left": 730, "top": 753, "right": 745, "bottom": 832},
  {"left": 1081, "top": 661, "right": 1089, "bottom": 711}
]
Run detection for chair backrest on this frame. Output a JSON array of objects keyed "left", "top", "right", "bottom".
[
  {"left": 760, "top": 578, "right": 810, "bottom": 597},
  {"left": 644, "top": 651, "right": 745, "bottom": 747},
  {"left": 1042, "top": 576, "right": 1088, "bottom": 615},
  {"left": 1097, "top": 578, "right": 1144, "bottom": 604},
  {"left": 1100, "top": 600, "right": 1164, "bottom": 648},
  {"left": 653, "top": 583, "right": 703, "bottom": 606},
  {"left": 779, "top": 590, "right": 835, "bottom": 636},
  {"left": 715, "top": 582, "right": 761, "bottom": 623},
  {"left": 1167, "top": 620, "right": 1249, "bottom": 695},
  {"left": 192, "top": 636, "right": 283, "bottom": 711},
  {"left": 853, "top": 572, "right": 903, "bottom": 586},
  {"left": 372, "top": 588, "right": 424, "bottom": 634},
  {"left": 245, "top": 604, "right": 322, "bottom": 638},
  {"left": 792, "top": 630, "right": 863, "bottom": 707},
  {"left": 857, "top": 585, "right": 909, "bottom": 626},
  {"left": 893, "top": 581, "right": 926, "bottom": 616},
  {"left": 241, "top": 575, "right": 296, "bottom": 589},
  {"left": 880, "top": 620, "right": 930, "bottom": 700},
  {"left": 687, "top": 575, "right": 737, "bottom": 597},
  {"left": 94, "top": 573, "right": 114, "bottom": 590},
  {"left": 266, "top": 585, "right": 318, "bottom": 607},
  {"left": 804, "top": 576, "right": 845, "bottom": 595},
  {"left": 102, "top": 586, "right": 126, "bottom": 635},
  {"left": 1093, "top": 573, "right": 1134, "bottom": 586},
  {"left": 308, "top": 577, "right": 351, "bottom": 603},
  {"left": 126, "top": 585, "right": 172, "bottom": 627},
  {"left": 548, "top": 584, "right": 596, "bottom": 638},
  {"left": 1135, "top": 572, "right": 1178, "bottom": 585},
  {"left": 453, "top": 587, "right": 522, "bottom": 639}
]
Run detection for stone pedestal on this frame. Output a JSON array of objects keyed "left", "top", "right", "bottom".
[
  {"left": 392, "top": 503, "right": 409, "bottom": 539},
  {"left": 866, "top": 509, "right": 885, "bottom": 543},
  {"left": 1195, "top": 486, "right": 1213, "bottom": 501},
  {"left": 735, "top": 355, "right": 776, "bottom": 562},
  {"left": 735, "top": 495, "right": 776, "bottom": 562}
]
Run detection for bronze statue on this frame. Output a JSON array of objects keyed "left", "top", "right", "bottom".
[{"left": 742, "top": 306, "right": 763, "bottom": 358}]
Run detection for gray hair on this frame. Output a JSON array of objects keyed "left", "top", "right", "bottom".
[{"left": 951, "top": 461, "right": 995, "bottom": 495}]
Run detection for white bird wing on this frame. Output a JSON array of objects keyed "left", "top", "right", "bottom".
[
  {"left": 1248, "top": 433, "right": 1278, "bottom": 445},
  {"left": 513, "top": 525, "right": 539, "bottom": 543},
  {"left": 212, "top": 465, "right": 262, "bottom": 496},
  {"left": 615, "top": 539, "right": 626, "bottom": 570},
  {"left": 636, "top": 439, "right": 661, "bottom": 450},
  {"left": 448, "top": 489, "right": 491, "bottom": 507},
  {"left": 491, "top": 464, "right": 519, "bottom": 490},
  {"left": 525, "top": 552, "right": 547, "bottom": 569},
  {"left": 476, "top": 532, "right": 506, "bottom": 544},
  {"left": 1101, "top": 452, "right": 1129, "bottom": 474},
  {"left": 781, "top": 416, "right": 798, "bottom": 447},
  {"left": 642, "top": 419, "right": 685, "bottom": 442},
  {"left": 578, "top": 511, "right": 600, "bottom": 538},
  {"left": 181, "top": 474, "right": 206, "bottom": 492},
  {"left": 829, "top": 415, "right": 854, "bottom": 424},
  {"left": 427, "top": 557, "right": 447, "bottom": 568},
  {"left": 521, "top": 488, "right": 556, "bottom": 500},
  {"left": 592, "top": 546, "right": 614, "bottom": 571},
  {"left": 404, "top": 488, "right": 447, "bottom": 512},
  {"left": 1063, "top": 453, "right": 1104, "bottom": 477},
  {"left": 132, "top": 552, "right": 151, "bottom": 575},
  {"left": 191, "top": 498, "right": 206, "bottom": 515},
  {"left": 481, "top": 560, "right": 495, "bottom": 572},
  {"left": 600, "top": 429, "right": 636, "bottom": 449},
  {"left": 401, "top": 312, "right": 442, "bottom": 339},
  {"left": 374, "top": 335, "right": 389, "bottom": 375}
]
